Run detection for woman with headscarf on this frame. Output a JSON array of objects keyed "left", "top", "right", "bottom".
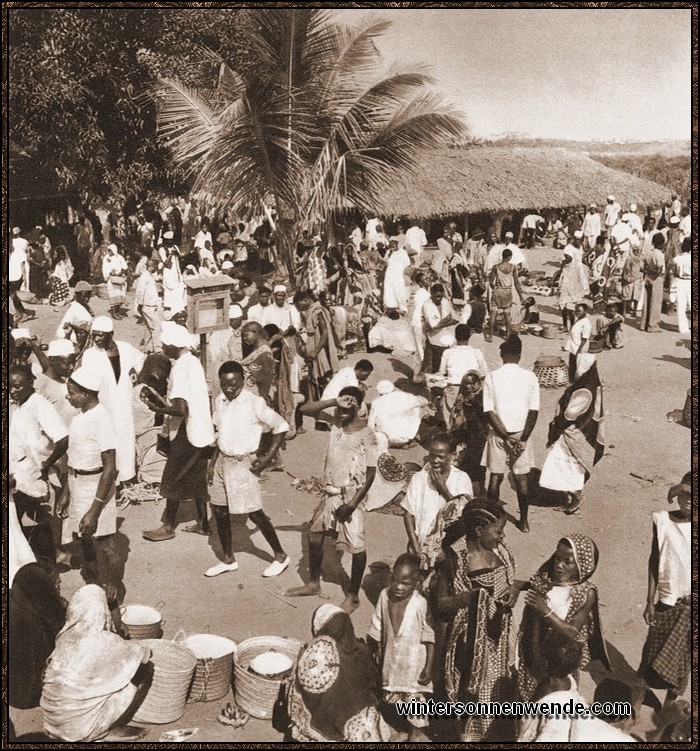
[
  {"left": 41, "top": 585, "right": 151, "bottom": 742},
  {"left": 8, "top": 498, "right": 66, "bottom": 710},
  {"left": 450, "top": 371, "right": 489, "bottom": 499},
  {"left": 102, "top": 244, "right": 129, "bottom": 320},
  {"left": 435, "top": 501, "right": 520, "bottom": 741},
  {"left": 287, "top": 603, "right": 389, "bottom": 743},
  {"left": 539, "top": 353, "right": 605, "bottom": 515},
  {"left": 517, "top": 533, "right": 610, "bottom": 703}
]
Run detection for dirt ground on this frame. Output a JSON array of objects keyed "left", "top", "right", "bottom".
[{"left": 9, "top": 243, "right": 693, "bottom": 742}]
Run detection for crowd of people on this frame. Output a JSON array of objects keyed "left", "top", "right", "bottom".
[{"left": 8, "top": 191, "right": 692, "bottom": 743}]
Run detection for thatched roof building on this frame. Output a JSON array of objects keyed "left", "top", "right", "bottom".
[{"left": 370, "top": 146, "right": 671, "bottom": 218}]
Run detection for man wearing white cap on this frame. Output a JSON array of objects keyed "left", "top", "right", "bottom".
[
  {"left": 609, "top": 214, "right": 633, "bottom": 257},
  {"left": 367, "top": 380, "right": 428, "bottom": 448},
  {"left": 405, "top": 223, "right": 428, "bottom": 266},
  {"left": 81, "top": 317, "right": 145, "bottom": 485},
  {"left": 142, "top": 323, "right": 215, "bottom": 541},
  {"left": 135, "top": 258, "right": 162, "bottom": 352},
  {"left": 581, "top": 204, "right": 601, "bottom": 252},
  {"left": 34, "top": 339, "right": 79, "bottom": 427},
  {"left": 9, "top": 363, "right": 69, "bottom": 525},
  {"left": 604, "top": 195, "right": 621, "bottom": 235},
  {"left": 56, "top": 281, "right": 93, "bottom": 341},
  {"left": 503, "top": 231, "right": 528, "bottom": 269},
  {"left": 626, "top": 204, "right": 644, "bottom": 240},
  {"left": 558, "top": 232, "right": 589, "bottom": 332},
  {"left": 58, "top": 365, "right": 119, "bottom": 588},
  {"left": 262, "top": 285, "right": 302, "bottom": 333}
]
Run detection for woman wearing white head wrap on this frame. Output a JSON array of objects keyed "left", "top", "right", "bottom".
[
  {"left": 539, "top": 354, "right": 605, "bottom": 514},
  {"left": 41, "top": 585, "right": 150, "bottom": 741},
  {"left": 102, "top": 244, "right": 128, "bottom": 320}
]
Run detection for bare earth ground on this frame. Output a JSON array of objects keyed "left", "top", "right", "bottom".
[{"left": 9, "top": 244, "right": 693, "bottom": 742}]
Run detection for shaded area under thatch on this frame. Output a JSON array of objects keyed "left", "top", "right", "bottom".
[{"left": 369, "top": 145, "right": 672, "bottom": 218}]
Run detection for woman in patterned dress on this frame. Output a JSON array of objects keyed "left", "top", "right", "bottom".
[
  {"left": 287, "top": 603, "right": 390, "bottom": 742},
  {"left": 517, "top": 533, "right": 610, "bottom": 702},
  {"left": 435, "top": 501, "right": 520, "bottom": 741}
]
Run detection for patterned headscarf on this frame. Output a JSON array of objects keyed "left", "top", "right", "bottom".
[
  {"left": 312, "top": 604, "right": 345, "bottom": 637},
  {"left": 565, "top": 533, "right": 599, "bottom": 583}
]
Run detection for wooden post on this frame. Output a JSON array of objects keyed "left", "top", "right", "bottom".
[{"left": 200, "top": 333, "right": 207, "bottom": 381}]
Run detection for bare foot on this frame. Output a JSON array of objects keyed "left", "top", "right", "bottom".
[
  {"left": 285, "top": 582, "right": 322, "bottom": 597},
  {"left": 517, "top": 518, "right": 530, "bottom": 533},
  {"left": 341, "top": 594, "right": 360, "bottom": 613},
  {"left": 183, "top": 523, "right": 210, "bottom": 536}
]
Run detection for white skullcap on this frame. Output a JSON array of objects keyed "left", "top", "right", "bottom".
[
  {"left": 48, "top": 339, "right": 75, "bottom": 357},
  {"left": 163, "top": 231, "right": 174, "bottom": 239},
  {"left": 669, "top": 215, "right": 681, "bottom": 225},
  {"left": 229, "top": 304, "right": 243, "bottom": 319},
  {"left": 12, "top": 227, "right": 21, "bottom": 235},
  {"left": 629, "top": 203, "right": 637, "bottom": 212},
  {"left": 376, "top": 379, "right": 396, "bottom": 395},
  {"left": 221, "top": 260, "right": 234, "bottom": 270},
  {"left": 144, "top": 222, "right": 154, "bottom": 230},
  {"left": 160, "top": 322, "right": 192, "bottom": 348},
  {"left": 70, "top": 366, "right": 101, "bottom": 393},
  {"left": 621, "top": 213, "right": 631, "bottom": 223},
  {"left": 607, "top": 195, "right": 615, "bottom": 201},
  {"left": 273, "top": 284, "right": 287, "bottom": 293},
  {"left": 574, "top": 230, "right": 584, "bottom": 239},
  {"left": 312, "top": 603, "right": 345, "bottom": 636},
  {"left": 505, "top": 231, "right": 514, "bottom": 238},
  {"left": 107, "top": 243, "right": 118, "bottom": 253},
  {"left": 11, "top": 328, "right": 31, "bottom": 340},
  {"left": 91, "top": 316, "right": 114, "bottom": 333}
]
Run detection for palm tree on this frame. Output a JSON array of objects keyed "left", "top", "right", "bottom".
[{"left": 154, "top": 9, "right": 468, "bottom": 278}]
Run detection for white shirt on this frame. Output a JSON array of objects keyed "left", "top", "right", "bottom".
[
  {"left": 522, "top": 214, "right": 544, "bottom": 230},
  {"left": 321, "top": 366, "right": 359, "bottom": 400},
  {"left": 56, "top": 301, "right": 92, "bottom": 340},
  {"left": 565, "top": 316, "right": 592, "bottom": 355},
  {"left": 368, "top": 391, "right": 427, "bottom": 445},
  {"left": 654, "top": 511, "right": 691, "bottom": 605},
  {"left": 486, "top": 243, "right": 505, "bottom": 273},
  {"left": 679, "top": 214, "right": 691, "bottom": 240},
  {"left": 610, "top": 221, "right": 632, "bottom": 250},
  {"left": 401, "top": 466, "right": 473, "bottom": 544},
  {"left": 10, "top": 392, "right": 68, "bottom": 497},
  {"left": 35, "top": 373, "right": 78, "bottom": 427},
  {"left": 168, "top": 351, "right": 215, "bottom": 447},
  {"left": 672, "top": 253, "right": 691, "bottom": 279},
  {"left": 9, "top": 243, "right": 28, "bottom": 282},
  {"left": 410, "top": 287, "right": 431, "bottom": 328},
  {"left": 483, "top": 363, "right": 540, "bottom": 433},
  {"left": 504, "top": 242, "right": 527, "bottom": 267},
  {"left": 604, "top": 202, "right": 621, "bottom": 227},
  {"left": 581, "top": 212, "right": 601, "bottom": 237},
  {"left": 194, "top": 229, "right": 213, "bottom": 250},
  {"left": 67, "top": 403, "right": 116, "bottom": 471},
  {"left": 214, "top": 388, "right": 289, "bottom": 457},
  {"left": 405, "top": 226, "right": 427, "bottom": 254},
  {"left": 439, "top": 345, "right": 489, "bottom": 384},
  {"left": 422, "top": 299, "right": 454, "bottom": 346},
  {"left": 135, "top": 271, "right": 160, "bottom": 307},
  {"left": 262, "top": 303, "right": 302, "bottom": 332},
  {"left": 247, "top": 303, "right": 273, "bottom": 326}
]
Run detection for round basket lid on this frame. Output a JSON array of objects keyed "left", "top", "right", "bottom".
[
  {"left": 122, "top": 604, "right": 161, "bottom": 625},
  {"left": 249, "top": 651, "right": 293, "bottom": 677},
  {"left": 182, "top": 634, "right": 237, "bottom": 659}
]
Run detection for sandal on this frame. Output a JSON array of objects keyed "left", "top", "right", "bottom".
[{"left": 564, "top": 498, "right": 582, "bottom": 515}]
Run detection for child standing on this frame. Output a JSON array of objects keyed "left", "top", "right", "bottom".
[
  {"left": 368, "top": 554, "right": 434, "bottom": 742},
  {"left": 638, "top": 472, "right": 692, "bottom": 708}
]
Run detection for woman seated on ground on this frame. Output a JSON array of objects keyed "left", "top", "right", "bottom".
[
  {"left": 287, "top": 604, "right": 390, "bottom": 742},
  {"left": 41, "top": 585, "right": 152, "bottom": 742}
]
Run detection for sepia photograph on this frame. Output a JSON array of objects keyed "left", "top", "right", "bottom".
[{"left": 5, "top": 4, "right": 694, "bottom": 745}]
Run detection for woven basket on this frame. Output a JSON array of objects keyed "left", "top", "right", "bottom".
[
  {"left": 534, "top": 356, "right": 569, "bottom": 388},
  {"left": 588, "top": 340, "right": 604, "bottom": 354},
  {"left": 175, "top": 632, "right": 237, "bottom": 702},
  {"left": 133, "top": 639, "right": 196, "bottom": 724},
  {"left": 234, "top": 636, "right": 303, "bottom": 720},
  {"left": 94, "top": 283, "right": 110, "bottom": 301},
  {"left": 541, "top": 324, "right": 558, "bottom": 339},
  {"left": 121, "top": 602, "right": 165, "bottom": 641}
]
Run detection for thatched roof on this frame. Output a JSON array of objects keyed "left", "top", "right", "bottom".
[{"left": 370, "top": 146, "right": 671, "bottom": 217}]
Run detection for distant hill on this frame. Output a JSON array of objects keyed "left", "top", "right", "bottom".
[{"left": 465, "top": 137, "right": 690, "bottom": 199}]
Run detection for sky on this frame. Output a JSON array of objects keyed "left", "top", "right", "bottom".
[{"left": 333, "top": 8, "right": 692, "bottom": 142}]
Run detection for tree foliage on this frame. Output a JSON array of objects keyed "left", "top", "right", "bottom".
[
  {"left": 154, "top": 9, "right": 468, "bottom": 275},
  {"left": 9, "top": 8, "right": 254, "bottom": 205},
  {"left": 589, "top": 154, "right": 690, "bottom": 201}
]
